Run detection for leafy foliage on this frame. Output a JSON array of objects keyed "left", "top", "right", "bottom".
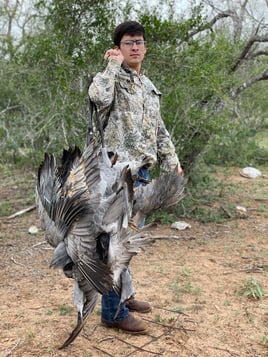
[{"left": 0, "top": 0, "right": 267, "bottom": 175}]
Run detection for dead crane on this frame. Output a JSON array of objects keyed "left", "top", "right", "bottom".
[{"left": 35, "top": 103, "right": 185, "bottom": 349}]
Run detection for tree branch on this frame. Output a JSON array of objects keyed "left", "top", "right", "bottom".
[
  {"left": 178, "top": 11, "right": 234, "bottom": 46},
  {"left": 230, "top": 67, "right": 268, "bottom": 98},
  {"left": 208, "top": 11, "right": 234, "bottom": 27},
  {"left": 0, "top": 104, "right": 20, "bottom": 116},
  {"left": 249, "top": 50, "right": 268, "bottom": 59},
  {"left": 230, "top": 34, "right": 268, "bottom": 72}
]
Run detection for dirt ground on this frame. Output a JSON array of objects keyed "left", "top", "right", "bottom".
[{"left": 1, "top": 166, "right": 268, "bottom": 357}]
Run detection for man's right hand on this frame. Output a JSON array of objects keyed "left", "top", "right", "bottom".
[{"left": 104, "top": 48, "right": 124, "bottom": 65}]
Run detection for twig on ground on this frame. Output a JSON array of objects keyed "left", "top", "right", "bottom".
[
  {"left": 88, "top": 333, "right": 162, "bottom": 357},
  {"left": 97, "top": 336, "right": 116, "bottom": 343},
  {"left": 92, "top": 345, "right": 114, "bottom": 357},
  {"left": 31, "top": 241, "right": 47, "bottom": 248},
  {"left": 3, "top": 339, "right": 21, "bottom": 357},
  {"left": 92, "top": 332, "right": 164, "bottom": 356},
  {"left": 154, "top": 306, "right": 189, "bottom": 315},
  {"left": 82, "top": 334, "right": 115, "bottom": 356},
  {"left": 142, "top": 317, "right": 195, "bottom": 332},
  {"left": 240, "top": 264, "right": 266, "bottom": 273},
  {"left": 7, "top": 205, "right": 36, "bottom": 219},
  {"left": 220, "top": 206, "right": 233, "bottom": 218},
  {"left": 208, "top": 345, "right": 240, "bottom": 356},
  {"left": 115, "top": 336, "right": 163, "bottom": 355},
  {"left": 10, "top": 257, "right": 26, "bottom": 267},
  {"left": 152, "top": 235, "right": 182, "bottom": 240}
]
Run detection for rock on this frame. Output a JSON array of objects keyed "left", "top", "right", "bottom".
[
  {"left": 239, "top": 167, "right": 262, "bottom": 179},
  {"left": 171, "top": 221, "right": 191, "bottom": 230},
  {"left": 28, "top": 225, "right": 39, "bottom": 235}
]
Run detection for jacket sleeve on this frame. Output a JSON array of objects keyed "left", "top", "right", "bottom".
[
  {"left": 88, "top": 59, "right": 121, "bottom": 110},
  {"left": 157, "top": 116, "right": 181, "bottom": 172}
]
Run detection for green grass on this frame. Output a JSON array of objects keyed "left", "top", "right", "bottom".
[
  {"left": 237, "top": 277, "right": 265, "bottom": 300},
  {"left": 59, "top": 305, "right": 73, "bottom": 316},
  {"left": 0, "top": 201, "right": 14, "bottom": 216}
]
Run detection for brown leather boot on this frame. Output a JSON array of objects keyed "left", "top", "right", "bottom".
[
  {"left": 102, "top": 313, "right": 147, "bottom": 334},
  {"left": 125, "top": 297, "right": 152, "bottom": 313}
]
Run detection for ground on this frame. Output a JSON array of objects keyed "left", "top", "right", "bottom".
[{"left": 1, "top": 166, "right": 268, "bottom": 357}]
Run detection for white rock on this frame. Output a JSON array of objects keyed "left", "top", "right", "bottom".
[
  {"left": 240, "top": 167, "right": 262, "bottom": 179},
  {"left": 171, "top": 221, "right": 191, "bottom": 230},
  {"left": 236, "top": 206, "right": 247, "bottom": 212},
  {"left": 28, "top": 225, "right": 39, "bottom": 235}
]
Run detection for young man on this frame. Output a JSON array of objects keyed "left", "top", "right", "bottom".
[{"left": 88, "top": 21, "right": 182, "bottom": 334}]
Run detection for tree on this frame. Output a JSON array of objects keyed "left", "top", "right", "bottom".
[
  {"left": 0, "top": 0, "right": 40, "bottom": 58},
  {"left": 0, "top": 0, "right": 119, "bottom": 164},
  {"left": 139, "top": 0, "right": 268, "bottom": 171},
  {"left": 0, "top": 0, "right": 267, "bottom": 170}
]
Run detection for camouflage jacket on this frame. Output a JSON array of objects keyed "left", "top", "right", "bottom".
[{"left": 88, "top": 59, "right": 180, "bottom": 171}]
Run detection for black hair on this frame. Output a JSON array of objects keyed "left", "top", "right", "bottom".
[{"left": 113, "top": 21, "right": 146, "bottom": 47}]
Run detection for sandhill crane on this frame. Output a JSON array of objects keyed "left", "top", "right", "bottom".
[{"left": 36, "top": 135, "right": 184, "bottom": 349}]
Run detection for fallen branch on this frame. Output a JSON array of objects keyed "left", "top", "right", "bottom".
[
  {"left": 90, "top": 334, "right": 163, "bottom": 356},
  {"left": 115, "top": 336, "right": 163, "bottom": 355},
  {"left": 152, "top": 235, "right": 182, "bottom": 240},
  {"left": 208, "top": 345, "right": 239, "bottom": 357},
  {"left": 92, "top": 345, "right": 114, "bottom": 357},
  {"left": 142, "top": 317, "right": 195, "bottom": 332},
  {"left": 220, "top": 206, "right": 233, "bottom": 218},
  {"left": 10, "top": 257, "right": 26, "bottom": 267},
  {"left": 8, "top": 205, "right": 36, "bottom": 219},
  {"left": 3, "top": 339, "right": 21, "bottom": 357},
  {"left": 31, "top": 241, "right": 47, "bottom": 248},
  {"left": 154, "top": 306, "right": 189, "bottom": 316}
]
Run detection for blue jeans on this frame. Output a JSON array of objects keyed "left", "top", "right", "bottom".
[{"left": 101, "top": 167, "right": 150, "bottom": 323}]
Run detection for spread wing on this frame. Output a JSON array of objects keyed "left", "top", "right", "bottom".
[
  {"left": 36, "top": 136, "right": 183, "bottom": 349},
  {"left": 132, "top": 167, "right": 185, "bottom": 226}
]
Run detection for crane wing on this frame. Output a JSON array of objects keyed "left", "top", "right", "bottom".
[{"left": 132, "top": 168, "right": 185, "bottom": 226}]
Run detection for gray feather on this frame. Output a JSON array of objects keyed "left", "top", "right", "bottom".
[{"left": 36, "top": 136, "right": 184, "bottom": 349}]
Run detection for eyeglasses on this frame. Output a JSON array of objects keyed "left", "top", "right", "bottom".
[{"left": 120, "top": 40, "right": 147, "bottom": 47}]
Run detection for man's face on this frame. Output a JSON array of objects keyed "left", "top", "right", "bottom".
[{"left": 118, "top": 34, "right": 147, "bottom": 71}]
